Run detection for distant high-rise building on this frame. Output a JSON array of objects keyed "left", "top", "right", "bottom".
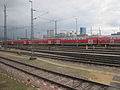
[
  {"left": 47, "top": 30, "right": 55, "bottom": 37},
  {"left": 80, "top": 27, "right": 86, "bottom": 34}
]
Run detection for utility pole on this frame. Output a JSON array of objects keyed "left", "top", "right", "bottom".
[
  {"left": 99, "top": 26, "right": 101, "bottom": 36},
  {"left": 55, "top": 20, "right": 57, "bottom": 37},
  {"left": 38, "top": 32, "right": 41, "bottom": 39},
  {"left": 4, "top": 3, "right": 7, "bottom": 49},
  {"left": 29, "top": 0, "right": 36, "bottom": 60},
  {"left": 75, "top": 18, "right": 78, "bottom": 36},
  {"left": 25, "top": 29, "right": 27, "bottom": 39},
  {"left": 13, "top": 33, "right": 15, "bottom": 40},
  {"left": 30, "top": 1, "right": 34, "bottom": 40},
  {"left": 91, "top": 27, "right": 93, "bottom": 36}
]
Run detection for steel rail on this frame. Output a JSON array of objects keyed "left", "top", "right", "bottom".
[
  {"left": 0, "top": 49, "right": 120, "bottom": 67},
  {"left": 0, "top": 56, "right": 115, "bottom": 90}
]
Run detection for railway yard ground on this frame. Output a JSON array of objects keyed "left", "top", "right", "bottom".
[
  {"left": 0, "top": 68, "right": 36, "bottom": 90},
  {"left": 0, "top": 47, "right": 120, "bottom": 90}
]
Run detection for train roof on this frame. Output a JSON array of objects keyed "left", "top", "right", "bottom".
[{"left": 87, "top": 37, "right": 111, "bottom": 39}]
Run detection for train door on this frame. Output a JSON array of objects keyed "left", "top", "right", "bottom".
[
  {"left": 110, "top": 40, "right": 114, "bottom": 44},
  {"left": 11, "top": 41, "right": 14, "bottom": 44},
  {"left": 88, "top": 39, "right": 93, "bottom": 44},
  {"left": 55, "top": 40, "right": 60, "bottom": 44},
  {"left": 28, "top": 41, "right": 32, "bottom": 44},
  {"left": 23, "top": 41, "right": 26, "bottom": 44},
  {"left": 48, "top": 40, "right": 52, "bottom": 44}
]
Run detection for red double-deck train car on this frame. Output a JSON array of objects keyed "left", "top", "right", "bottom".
[{"left": 1, "top": 36, "right": 120, "bottom": 46}]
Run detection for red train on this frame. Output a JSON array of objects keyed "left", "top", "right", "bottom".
[{"left": 0, "top": 36, "right": 120, "bottom": 46}]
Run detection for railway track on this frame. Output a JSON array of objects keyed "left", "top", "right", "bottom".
[
  {"left": 0, "top": 49, "right": 120, "bottom": 67},
  {"left": 49, "top": 48, "right": 120, "bottom": 55},
  {"left": 0, "top": 56, "right": 117, "bottom": 90},
  {"left": 68, "top": 49, "right": 120, "bottom": 55},
  {"left": 33, "top": 50, "right": 120, "bottom": 67},
  {"left": 8, "top": 46, "right": 120, "bottom": 55}
]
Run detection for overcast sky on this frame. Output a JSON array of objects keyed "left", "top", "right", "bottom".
[{"left": 0, "top": 0, "right": 120, "bottom": 39}]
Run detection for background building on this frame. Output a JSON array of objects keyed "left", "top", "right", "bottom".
[
  {"left": 111, "top": 32, "right": 120, "bottom": 35},
  {"left": 80, "top": 27, "right": 86, "bottom": 34},
  {"left": 56, "top": 33, "right": 66, "bottom": 38},
  {"left": 47, "top": 30, "right": 55, "bottom": 37},
  {"left": 66, "top": 31, "right": 76, "bottom": 37}
]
